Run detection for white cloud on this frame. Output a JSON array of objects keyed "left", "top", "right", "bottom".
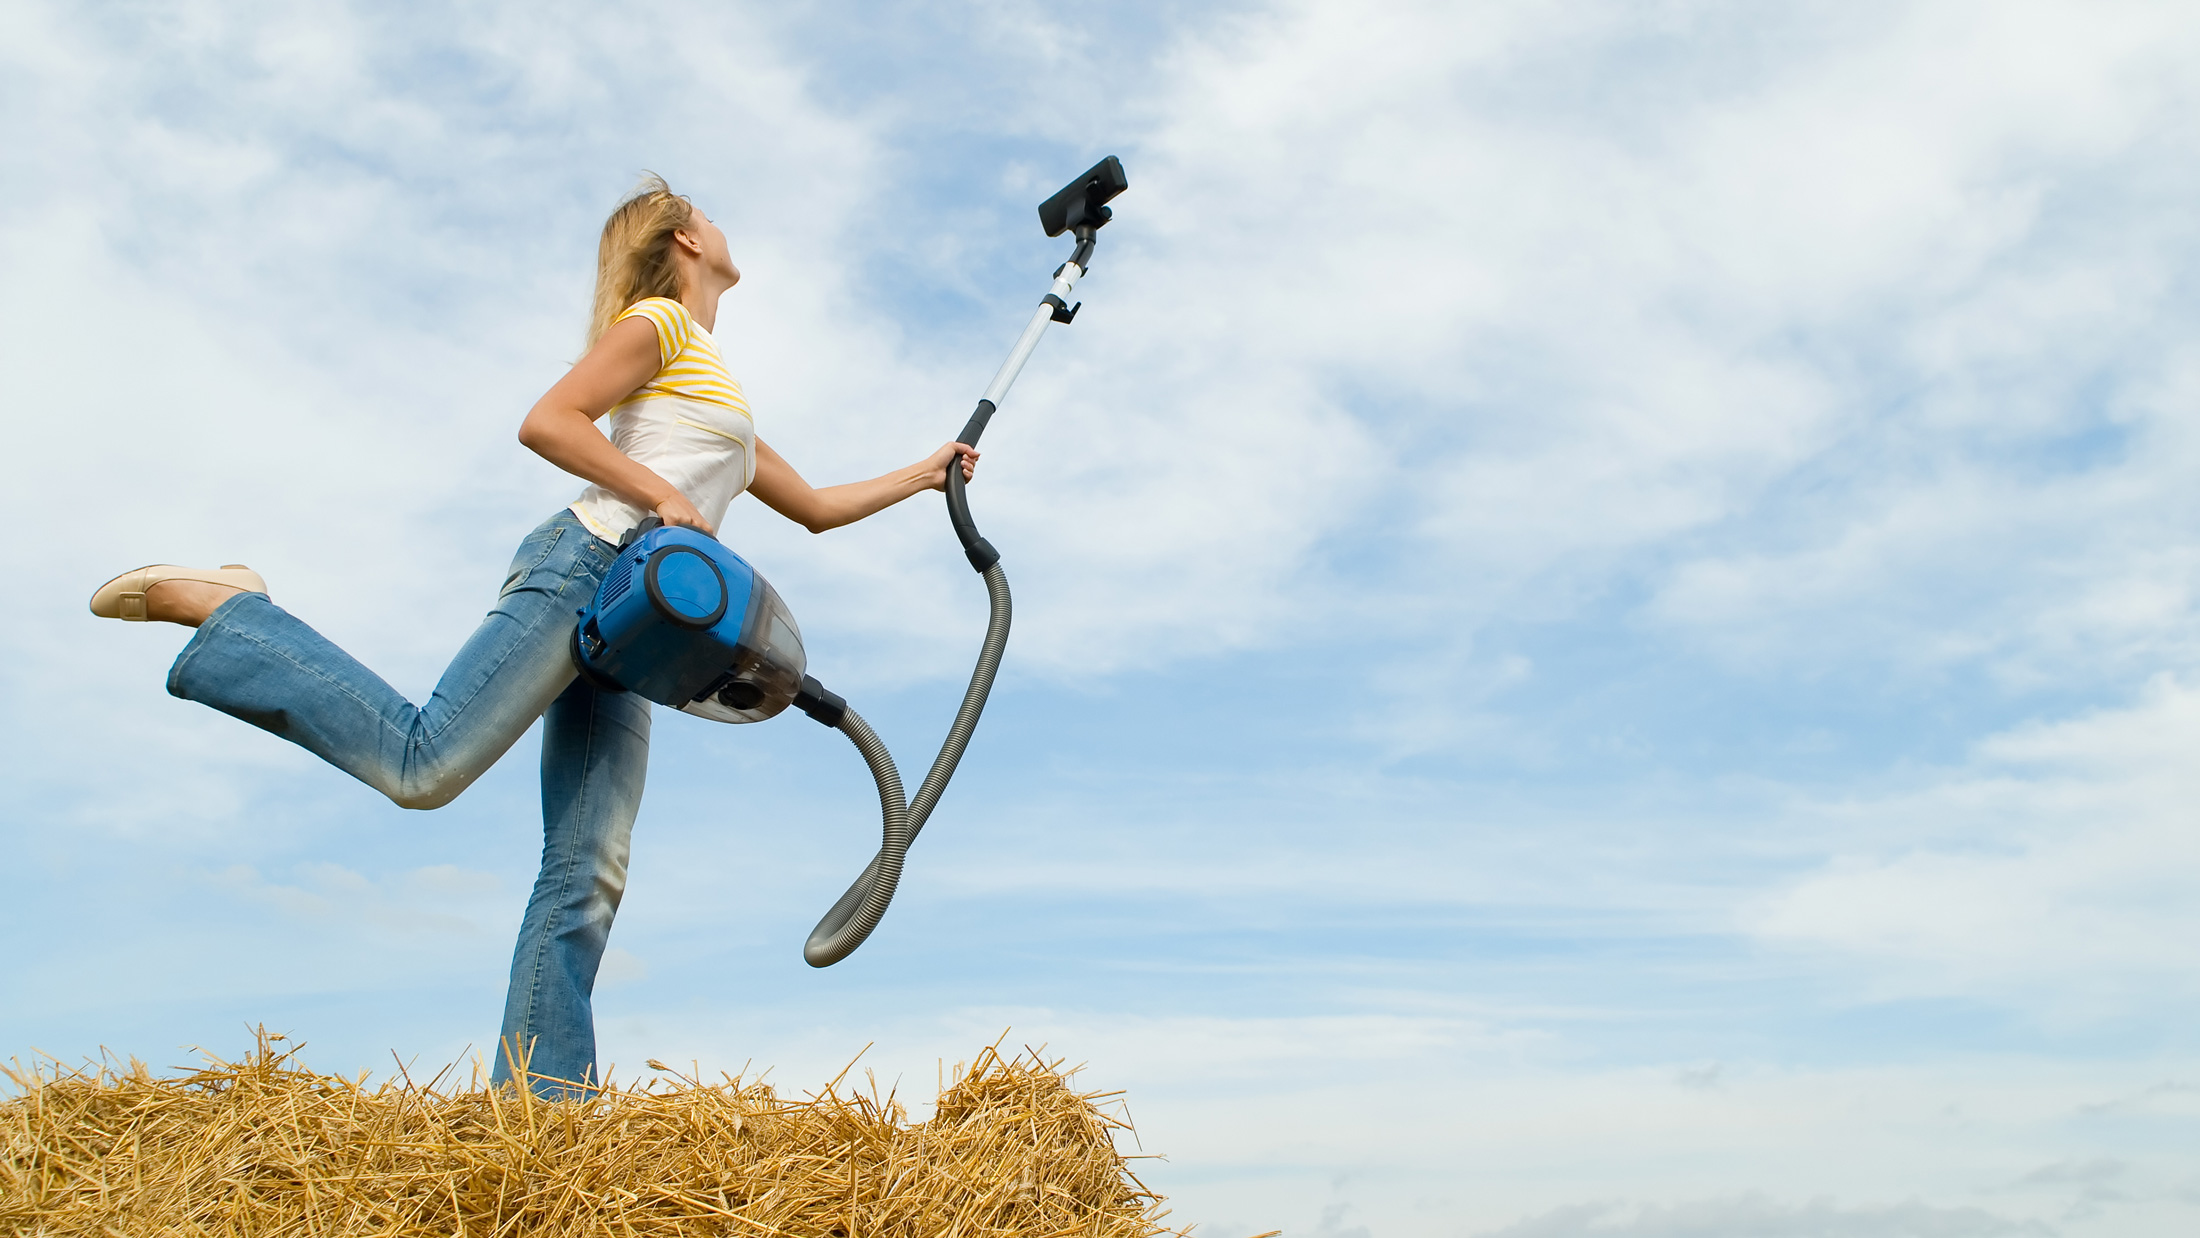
[
  {"left": 1750, "top": 674, "right": 2200, "bottom": 1010},
  {"left": 1473, "top": 1195, "right": 2049, "bottom": 1238},
  {"left": 1063, "top": 0, "right": 2200, "bottom": 697},
  {"left": 213, "top": 860, "right": 505, "bottom": 939}
]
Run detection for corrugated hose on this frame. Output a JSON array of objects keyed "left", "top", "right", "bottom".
[{"left": 801, "top": 561, "right": 1011, "bottom": 967}]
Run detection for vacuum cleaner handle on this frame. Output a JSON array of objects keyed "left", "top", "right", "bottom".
[{"left": 945, "top": 457, "right": 998, "bottom": 572}]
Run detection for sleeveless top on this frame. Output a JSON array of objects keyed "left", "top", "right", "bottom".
[{"left": 569, "top": 297, "right": 757, "bottom": 545}]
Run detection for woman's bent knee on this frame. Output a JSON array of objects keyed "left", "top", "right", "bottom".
[
  {"left": 389, "top": 765, "right": 482, "bottom": 811},
  {"left": 392, "top": 783, "right": 461, "bottom": 811}
]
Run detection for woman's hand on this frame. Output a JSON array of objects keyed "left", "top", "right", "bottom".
[
  {"left": 654, "top": 491, "right": 716, "bottom": 536},
  {"left": 922, "top": 441, "right": 981, "bottom": 491}
]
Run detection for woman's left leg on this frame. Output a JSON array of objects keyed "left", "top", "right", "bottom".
[
  {"left": 165, "top": 511, "right": 614, "bottom": 809},
  {"left": 492, "top": 673, "right": 652, "bottom": 1097}
]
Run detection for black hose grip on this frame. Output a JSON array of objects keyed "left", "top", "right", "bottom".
[
  {"left": 793, "top": 675, "right": 846, "bottom": 728},
  {"left": 957, "top": 399, "right": 997, "bottom": 449},
  {"left": 944, "top": 465, "right": 1000, "bottom": 572}
]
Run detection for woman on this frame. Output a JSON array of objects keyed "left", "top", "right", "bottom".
[{"left": 89, "top": 176, "right": 977, "bottom": 1097}]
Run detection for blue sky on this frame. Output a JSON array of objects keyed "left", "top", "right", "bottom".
[{"left": 5, "top": 1, "right": 2200, "bottom": 1234}]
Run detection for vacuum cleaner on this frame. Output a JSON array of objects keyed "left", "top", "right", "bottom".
[{"left": 571, "top": 155, "right": 1129, "bottom": 967}]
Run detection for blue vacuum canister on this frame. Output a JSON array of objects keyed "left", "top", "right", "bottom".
[{"left": 570, "top": 522, "right": 811, "bottom": 724}]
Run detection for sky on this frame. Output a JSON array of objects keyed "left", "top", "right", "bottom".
[{"left": 3, "top": 0, "right": 2199, "bottom": 1234}]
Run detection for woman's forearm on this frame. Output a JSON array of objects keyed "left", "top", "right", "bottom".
[
  {"left": 793, "top": 464, "right": 940, "bottom": 534},
  {"left": 749, "top": 439, "right": 974, "bottom": 534}
]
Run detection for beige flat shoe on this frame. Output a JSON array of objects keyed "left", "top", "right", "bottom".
[{"left": 90, "top": 564, "right": 268, "bottom": 621}]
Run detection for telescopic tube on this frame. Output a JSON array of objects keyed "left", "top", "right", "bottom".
[{"left": 980, "top": 261, "right": 1084, "bottom": 406}]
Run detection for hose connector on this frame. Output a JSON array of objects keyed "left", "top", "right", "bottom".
[{"left": 793, "top": 675, "right": 846, "bottom": 728}]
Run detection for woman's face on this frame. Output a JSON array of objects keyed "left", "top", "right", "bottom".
[{"left": 683, "top": 206, "right": 741, "bottom": 287}]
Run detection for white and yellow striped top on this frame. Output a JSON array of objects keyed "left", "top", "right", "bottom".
[
  {"left": 569, "top": 297, "right": 759, "bottom": 544},
  {"left": 612, "top": 297, "right": 752, "bottom": 414}
]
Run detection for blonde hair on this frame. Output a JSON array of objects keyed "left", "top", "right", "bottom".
[{"left": 587, "top": 173, "right": 695, "bottom": 346}]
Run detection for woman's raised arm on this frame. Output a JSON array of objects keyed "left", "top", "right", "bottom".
[
  {"left": 516, "top": 317, "right": 714, "bottom": 533},
  {"left": 749, "top": 438, "right": 979, "bottom": 534}
]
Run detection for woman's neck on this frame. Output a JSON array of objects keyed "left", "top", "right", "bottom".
[
  {"left": 681, "top": 287, "right": 719, "bottom": 333},
  {"left": 675, "top": 258, "right": 732, "bottom": 333}
]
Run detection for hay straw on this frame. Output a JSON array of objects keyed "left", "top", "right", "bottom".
[{"left": 1, "top": 1029, "right": 1184, "bottom": 1237}]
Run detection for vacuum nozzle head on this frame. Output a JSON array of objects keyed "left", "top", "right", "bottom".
[{"left": 1038, "top": 155, "right": 1129, "bottom": 237}]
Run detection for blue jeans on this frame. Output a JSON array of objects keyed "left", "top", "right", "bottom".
[{"left": 167, "top": 509, "right": 649, "bottom": 1097}]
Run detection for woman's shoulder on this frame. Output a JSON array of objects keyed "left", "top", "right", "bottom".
[
  {"left": 615, "top": 297, "right": 697, "bottom": 365},
  {"left": 618, "top": 296, "right": 696, "bottom": 326}
]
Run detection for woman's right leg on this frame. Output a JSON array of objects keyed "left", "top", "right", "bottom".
[
  {"left": 492, "top": 673, "right": 652, "bottom": 1098},
  {"left": 165, "top": 511, "right": 616, "bottom": 809}
]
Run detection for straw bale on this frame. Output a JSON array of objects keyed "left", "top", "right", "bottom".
[{"left": 1, "top": 1030, "right": 1182, "bottom": 1238}]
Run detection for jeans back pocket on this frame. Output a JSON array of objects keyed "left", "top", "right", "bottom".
[{"left": 500, "top": 522, "right": 570, "bottom": 599}]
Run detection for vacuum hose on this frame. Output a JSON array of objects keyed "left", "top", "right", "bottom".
[{"left": 800, "top": 463, "right": 1013, "bottom": 966}]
